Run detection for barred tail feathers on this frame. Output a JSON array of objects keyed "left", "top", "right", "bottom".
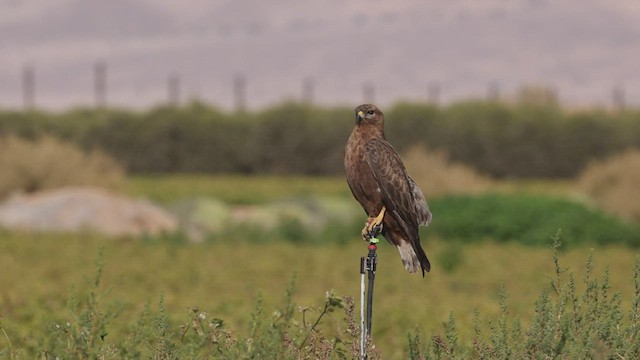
[{"left": 396, "top": 241, "right": 431, "bottom": 276}]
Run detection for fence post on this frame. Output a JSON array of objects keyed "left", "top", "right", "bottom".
[
  {"left": 234, "top": 74, "right": 247, "bottom": 112},
  {"left": 94, "top": 60, "right": 107, "bottom": 108},
  {"left": 612, "top": 84, "right": 625, "bottom": 113},
  {"left": 168, "top": 73, "right": 180, "bottom": 106},
  {"left": 487, "top": 81, "right": 500, "bottom": 101},
  {"left": 428, "top": 82, "right": 440, "bottom": 105},
  {"left": 363, "top": 82, "right": 375, "bottom": 104},
  {"left": 22, "top": 64, "right": 35, "bottom": 110},
  {"left": 302, "top": 77, "right": 314, "bottom": 104}
]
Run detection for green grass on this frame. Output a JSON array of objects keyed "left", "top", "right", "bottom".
[
  {"left": 121, "top": 174, "right": 352, "bottom": 205},
  {"left": 1, "top": 231, "right": 639, "bottom": 358},
  {"left": 122, "top": 174, "right": 586, "bottom": 206}
]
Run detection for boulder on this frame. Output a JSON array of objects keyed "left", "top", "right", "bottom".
[{"left": 0, "top": 187, "right": 178, "bottom": 237}]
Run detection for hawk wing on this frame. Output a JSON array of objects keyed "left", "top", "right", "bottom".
[
  {"left": 408, "top": 176, "right": 432, "bottom": 226},
  {"left": 363, "top": 138, "right": 427, "bottom": 237}
]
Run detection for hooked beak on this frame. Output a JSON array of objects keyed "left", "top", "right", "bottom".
[{"left": 355, "top": 110, "right": 365, "bottom": 124}]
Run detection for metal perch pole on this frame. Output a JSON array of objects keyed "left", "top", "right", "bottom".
[
  {"left": 360, "top": 255, "right": 366, "bottom": 358},
  {"left": 365, "top": 240, "right": 377, "bottom": 337},
  {"left": 360, "top": 229, "right": 380, "bottom": 360}
]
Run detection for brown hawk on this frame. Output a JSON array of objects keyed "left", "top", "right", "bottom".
[{"left": 344, "top": 104, "right": 432, "bottom": 275}]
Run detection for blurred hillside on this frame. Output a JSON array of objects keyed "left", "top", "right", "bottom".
[{"left": 0, "top": 0, "right": 639, "bottom": 109}]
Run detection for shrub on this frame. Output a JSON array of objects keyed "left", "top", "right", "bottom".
[
  {"left": 385, "top": 102, "right": 441, "bottom": 154},
  {"left": 0, "top": 135, "right": 124, "bottom": 198},
  {"left": 249, "top": 103, "right": 351, "bottom": 174},
  {"left": 427, "top": 194, "right": 640, "bottom": 247},
  {"left": 402, "top": 145, "right": 493, "bottom": 197},
  {"left": 577, "top": 150, "right": 640, "bottom": 222},
  {"left": 437, "top": 100, "right": 522, "bottom": 178},
  {"left": 409, "top": 237, "right": 640, "bottom": 359},
  {"left": 2, "top": 101, "right": 640, "bottom": 178}
]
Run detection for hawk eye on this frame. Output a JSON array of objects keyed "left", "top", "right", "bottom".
[{"left": 367, "top": 110, "right": 375, "bottom": 115}]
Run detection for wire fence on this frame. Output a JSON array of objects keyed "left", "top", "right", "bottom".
[{"left": 4, "top": 62, "right": 633, "bottom": 113}]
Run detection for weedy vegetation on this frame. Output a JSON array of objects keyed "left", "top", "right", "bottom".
[
  {"left": 1, "top": 231, "right": 640, "bottom": 359},
  {"left": 408, "top": 234, "right": 640, "bottom": 359}
]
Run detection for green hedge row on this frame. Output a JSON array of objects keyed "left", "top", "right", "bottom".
[
  {"left": 197, "top": 194, "right": 640, "bottom": 248},
  {"left": 1, "top": 101, "right": 639, "bottom": 177},
  {"left": 427, "top": 194, "right": 640, "bottom": 247}
]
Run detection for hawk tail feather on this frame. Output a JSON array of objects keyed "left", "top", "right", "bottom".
[{"left": 396, "top": 241, "right": 431, "bottom": 276}]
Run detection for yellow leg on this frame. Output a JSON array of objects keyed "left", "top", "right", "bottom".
[{"left": 371, "top": 206, "right": 386, "bottom": 228}]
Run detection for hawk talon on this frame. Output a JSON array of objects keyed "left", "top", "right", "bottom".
[
  {"left": 370, "top": 223, "right": 383, "bottom": 236},
  {"left": 366, "top": 224, "right": 383, "bottom": 240},
  {"left": 361, "top": 206, "right": 386, "bottom": 240},
  {"left": 361, "top": 218, "right": 375, "bottom": 241}
]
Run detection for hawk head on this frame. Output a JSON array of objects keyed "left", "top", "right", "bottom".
[{"left": 355, "top": 104, "right": 384, "bottom": 126}]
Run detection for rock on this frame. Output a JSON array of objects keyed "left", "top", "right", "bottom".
[
  {"left": 0, "top": 187, "right": 178, "bottom": 237},
  {"left": 171, "top": 197, "right": 231, "bottom": 242},
  {"left": 230, "top": 197, "right": 360, "bottom": 231}
]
